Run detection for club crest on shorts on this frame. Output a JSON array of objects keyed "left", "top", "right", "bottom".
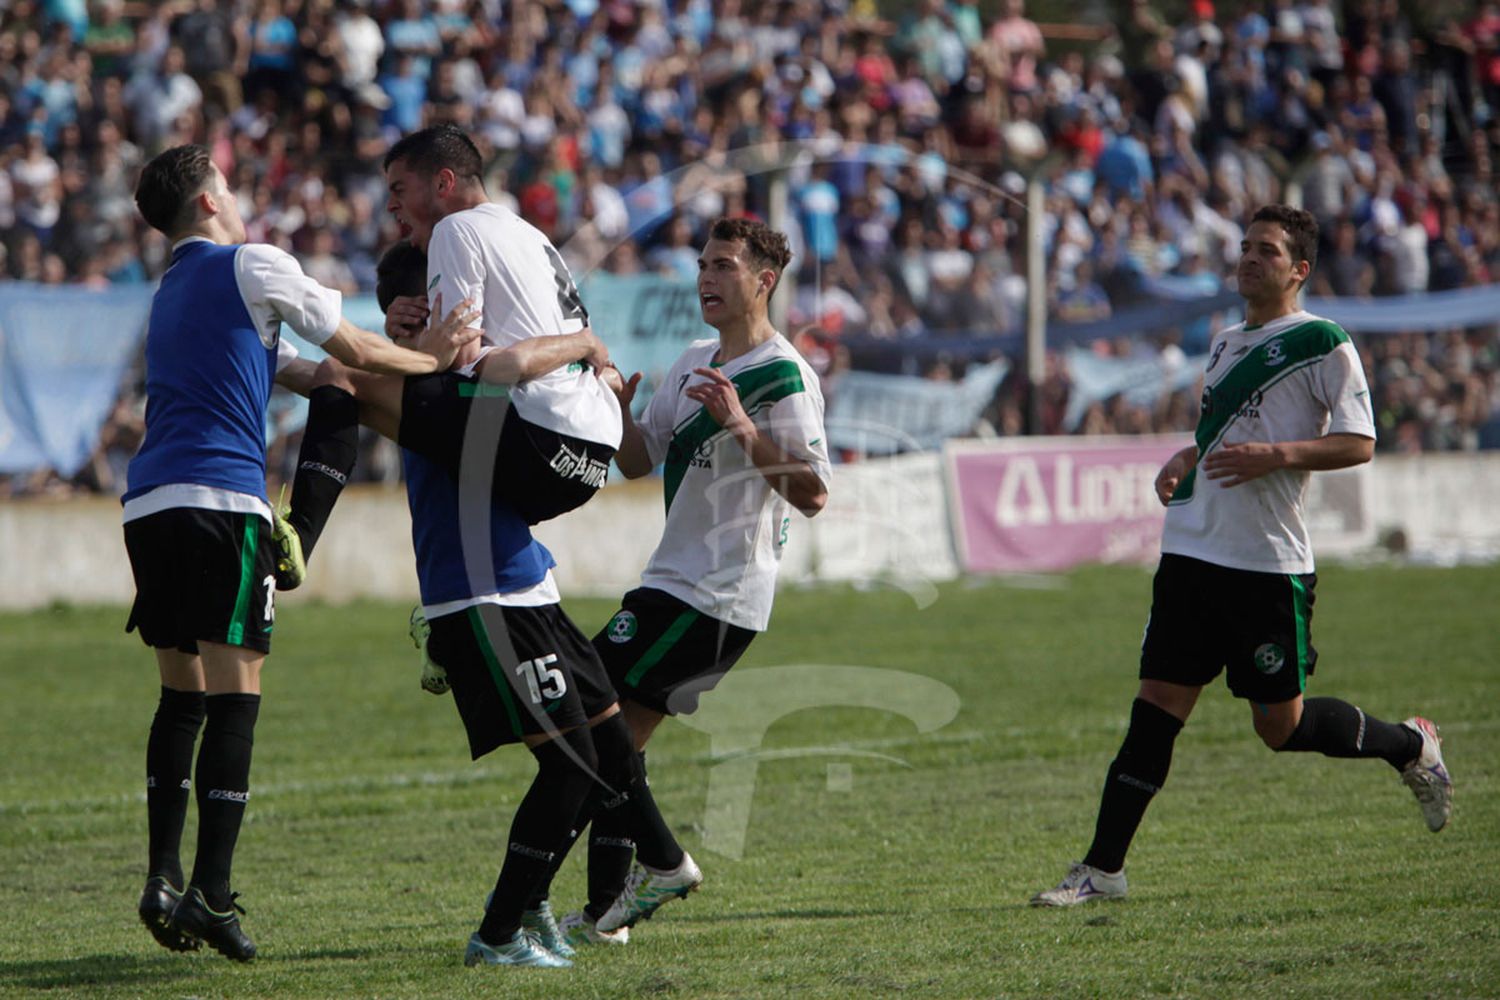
[
  {"left": 607, "top": 610, "right": 638, "bottom": 644},
  {"left": 1254, "top": 642, "right": 1285, "bottom": 674}
]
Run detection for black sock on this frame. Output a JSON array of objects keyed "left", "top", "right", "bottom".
[
  {"left": 1276, "top": 697, "right": 1421, "bottom": 769},
  {"left": 146, "top": 686, "right": 206, "bottom": 887},
  {"left": 478, "top": 729, "right": 596, "bottom": 946},
  {"left": 584, "top": 801, "right": 638, "bottom": 922},
  {"left": 592, "top": 715, "right": 682, "bottom": 871},
  {"left": 523, "top": 795, "right": 594, "bottom": 911},
  {"left": 287, "top": 385, "right": 360, "bottom": 558},
  {"left": 1083, "top": 698, "right": 1184, "bottom": 875},
  {"left": 189, "top": 693, "right": 260, "bottom": 911}
]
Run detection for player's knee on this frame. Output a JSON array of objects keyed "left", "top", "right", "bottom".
[
  {"left": 311, "top": 357, "right": 354, "bottom": 392},
  {"left": 1256, "top": 711, "right": 1299, "bottom": 750}
]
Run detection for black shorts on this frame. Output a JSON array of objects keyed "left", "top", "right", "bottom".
[
  {"left": 398, "top": 371, "right": 615, "bottom": 525},
  {"left": 427, "top": 603, "right": 618, "bottom": 759},
  {"left": 124, "top": 508, "right": 277, "bottom": 655},
  {"left": 592, "top": 587, "right": 758, "bottom": 716},
  {"left": 1140, "top": 553, "right": 1318, "bottom": 704}
]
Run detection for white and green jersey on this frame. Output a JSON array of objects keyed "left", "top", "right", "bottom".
[
  {"left": 635, "top": 334, "right": 831, "bottom": 631},
  {"left": 1162, "top": 310, "right": 1375, "bottom": 574}
]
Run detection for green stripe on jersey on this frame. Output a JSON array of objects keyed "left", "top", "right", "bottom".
[
  {"left": 466, "top": 607, "right": 524, "bottom": 737},
  {"left": 1171, "top": 319, "right": 1349, "bottom": 504},
  {"left": 225, "top": 517, "right": 260, "bottom": 646},
  {"left": 661, "top": 358, "right": 805, "bottom": 513},
  {"left": 625, "top": 608, "right": 701, "bottom": 686}
]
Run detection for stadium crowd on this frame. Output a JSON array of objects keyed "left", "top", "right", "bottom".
[{"left": 1, "top": 0, "right": 1498, "bottom": 498}]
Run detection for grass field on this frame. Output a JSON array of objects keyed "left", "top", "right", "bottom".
[{"left": 1, "top": 563, "right": 1496, "bottom": 999}]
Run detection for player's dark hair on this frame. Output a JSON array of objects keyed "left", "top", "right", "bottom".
[
  {"left": 383, "top": 124, "right": 483, "bottom": 183},
  {"left": 709, "top": 217, "right": 794, "bottom": 299},
  {"left": 1251, "top": 204, "right": 1319, "bottom": 280},
  {"left": 135, "top": 144, "right": 216, "bottom": 236},
  {"left": 375, "top": 239, "right": 428, "bottom": 313}
]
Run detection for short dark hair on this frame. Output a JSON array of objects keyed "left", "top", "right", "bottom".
[
  {"left": 135, "top": 144, "right": 215, "bottom": 235},
  {"left": 709, "top": 217, "right": 793, "bottom": 297},
  {"left": 376, "top": 239, "right": 428, "bottom": 313},
  {"left": 1251, "top": 204, "right": 1319, "bottom": 280},
  {"left": 383, "top": 125, "right": 483, "bottom": 182}
]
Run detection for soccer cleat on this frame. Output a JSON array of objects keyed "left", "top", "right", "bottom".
[
  {"left": 463, "top": 930, "right": 572, "bottom": 968},
  {"left": 271, "top": 485, "right": 307, "bottom": 591},
  {"left": 1030, "top": 862, "right": 1128, "bottom": 907},
  {"left": 520, "top": 900, "right": 576, "bottom": 958},
  {"left": 596, "top": 852, "right": 703, "bottom": 932},
  {"left": 170, "top": 887, "right": 256, "bottom": 961},
  {"left": 1400, "top": 717, "right": 1453, "bottom": 832},
  {"left": 137, "top": 876, "right": 200, "bottom": 952},
  {"left": 559, "top": 910, "right": 630, "bottom": 947},
  {"left": 410, "top": 606, "right": 448, "bottom": 694}
]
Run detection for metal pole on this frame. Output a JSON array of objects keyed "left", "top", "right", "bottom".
[{"left": 1025, "top": 173, "right": 1046, "bottom": 434}]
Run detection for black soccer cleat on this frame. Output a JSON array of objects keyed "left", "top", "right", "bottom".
[
  {"left": 170, "top": 887, "right": 257, "bottom": 962},
  {"left": 138, "top": 876, "right": 200, "bottom": 952}
]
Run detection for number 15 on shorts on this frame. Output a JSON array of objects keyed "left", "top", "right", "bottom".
[{"left": 516, "top": 654, "right": 567, "bottom": 703}]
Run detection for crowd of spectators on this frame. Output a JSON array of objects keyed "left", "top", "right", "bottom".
[{"left": 1, "top": 0, "right": 1498, "bottom": 499}]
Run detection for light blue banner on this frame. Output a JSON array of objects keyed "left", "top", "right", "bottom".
[
  {"left": 1063, "top": 348, "right": 1209, "bottom": 431},
  {"left": 826, "top": 360, "right": 1010, "bottom": 455},
  {"left": 576, "top": 273, "right": 712, "bottom": 392},
  {"left": 0, "top": 284, "right": 155, "bottom": 477}
]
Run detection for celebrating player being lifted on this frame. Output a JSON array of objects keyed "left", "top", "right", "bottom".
[
  {"left": 1032, "top": 205, "right": 1453, "bottom": 908},
  {"left": 534, "top": 217, "right": 832, "bottom": 945},
  {"left": 123, "top": 144, "right": 476, "bottom": 962},
  {"left": 273, "top": 124, "right": 621, "bottom": 587}
]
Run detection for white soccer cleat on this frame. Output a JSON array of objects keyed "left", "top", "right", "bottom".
[
  {"left": 559, "top": 909, "right": 629, "bottom": 947},
  {"left": 595, "top": 852, "right": 703, "bottom": 932},
  {"left": 1400, "top": 717, "right": 1453, "bottom": 832},
  {"left": 463, "top": 930, "right": 571, "bottom": 968},
  {"left": 1030, "top": 862, "right": 1128, "bottom": 907}
]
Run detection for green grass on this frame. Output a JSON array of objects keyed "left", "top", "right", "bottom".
[{"left": 1, "top": 564, "right": 1496, "bottom": 998}]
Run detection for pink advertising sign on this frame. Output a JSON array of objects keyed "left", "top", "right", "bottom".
[{"left": 944, "top": 436, "right": 1191, "bottom": 574}]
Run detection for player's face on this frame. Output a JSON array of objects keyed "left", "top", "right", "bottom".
[
  {"left": 697, "top": 238, "right": 768, "bottom": 327},
  {"left": 1237, "top": 220, "right": 1307, "bottom": 304},
  {"left": 385, "top": 159, "right": 439, "bottom": 251}
]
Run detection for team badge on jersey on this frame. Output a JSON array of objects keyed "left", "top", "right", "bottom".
[
  {"left": 1263, "top": 339, "right": 1286, "bottom": 366},
  {"left": 607, "top": 610, "right": 638, "bottom": 644}
]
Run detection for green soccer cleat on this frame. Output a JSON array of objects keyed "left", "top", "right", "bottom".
[
  {"left": 463, "top": 930, "right": 572, "bottom": 968},
  {"left": 595, "top": 852, "right": 703, "bottom": 932},
  {"left": 409, "top": 606, "right": 448, "bottom": 694},
  {"left": 271, "top": 486, "right": 306, "bottom": 591}
]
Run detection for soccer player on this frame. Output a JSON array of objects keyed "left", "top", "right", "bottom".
[
  {"left": 550, "top": 217, "right": 832, "bottom": 944},
  {"left": 1032, "top": 205, "right": 1453, "bottom": 908},
  {"left": 125, "top": 144, "right": 475, "bottom": 961},
  {"left": 275, "top": 125, "right": 619, "bottom": 587},
  {"left": 272, "top": 241, "right": 697, "bottom": 969}
]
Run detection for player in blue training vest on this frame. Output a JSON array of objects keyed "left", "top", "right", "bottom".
[{"left": 123, "top": 144, "right": 476, "bottom": 963}]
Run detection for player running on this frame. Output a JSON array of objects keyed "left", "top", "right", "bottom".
[
  {"left": 542, "top": 217, "right": 832, "bottom": 944},
  {"left": 1032, "top": 205, "right": 1453, "bottom": 908},
  {"left": 124, "top": 144, "right": 475, "bottom": 962}
]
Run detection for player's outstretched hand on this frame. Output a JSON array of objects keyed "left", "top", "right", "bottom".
[
  {"left": 415, "top": 292, "right": 481, "bottom": 370},
  {"left": 385, "top": 294, "right": 429, "bottom": 340},
  {"left": 686, "top": 367, "right": 751, "bottom": 435}
]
